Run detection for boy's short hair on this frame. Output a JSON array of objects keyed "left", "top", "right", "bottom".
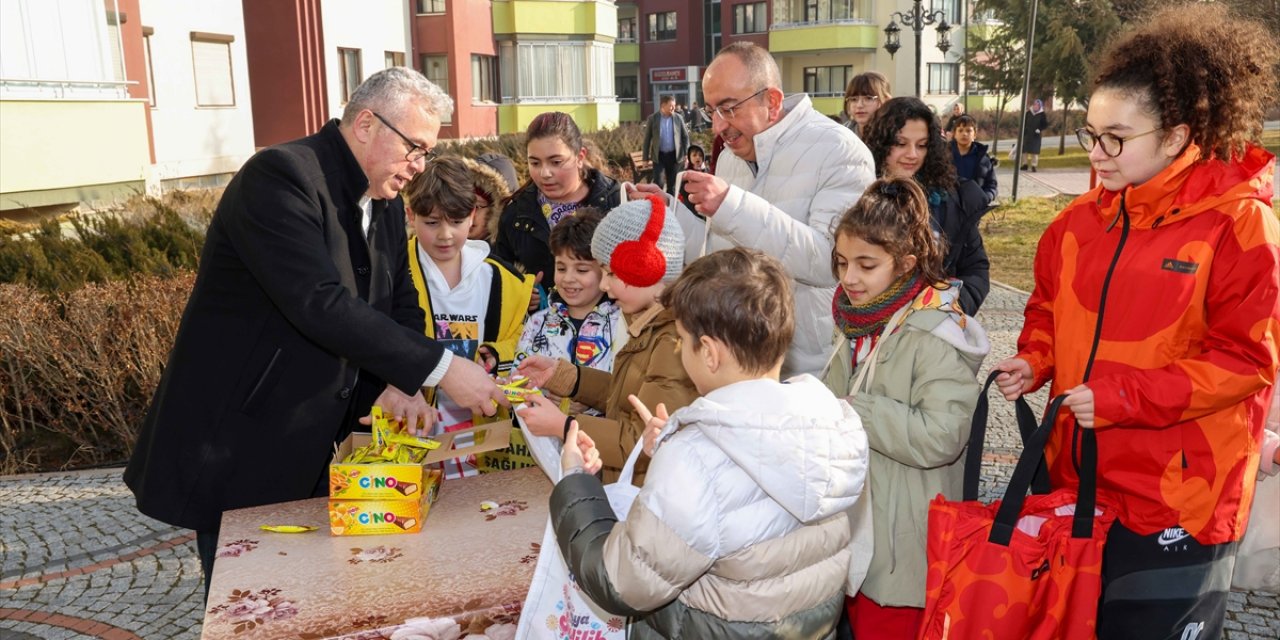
[
  {"left": 663, "top": 247, "right": 793, "bottom": 375},
  {"left": 952, "top": 114, "right": 977, "bottom": 130},
  {"left": 403, "top": 156, "right": 475, "bottom": 222},
  {"left": 549, "top": 207, "right": 603, "bottom": 262}
]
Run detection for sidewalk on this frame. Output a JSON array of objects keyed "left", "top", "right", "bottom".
[{"left": 2, "top": 285, "right": 1278, "bottom": 639}]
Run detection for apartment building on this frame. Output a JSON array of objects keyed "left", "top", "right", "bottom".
[{"left": 622, "top": 0, "right": 976, "bottom": 122}]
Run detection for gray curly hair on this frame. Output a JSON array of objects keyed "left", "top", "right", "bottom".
[{"left": 341, "top": 66, "right": 454, "bottom": 125}]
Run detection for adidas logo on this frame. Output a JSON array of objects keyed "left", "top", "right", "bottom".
[{"left": 1158, "top": 527, "right": 1191, "bottom": 547}]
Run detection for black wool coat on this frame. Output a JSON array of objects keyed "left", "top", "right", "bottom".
[{"left": 124, "top": 120, "right": 445, "bottom": 532}]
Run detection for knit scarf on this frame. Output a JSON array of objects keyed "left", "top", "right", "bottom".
[{"left": 832, "top": 272, "right": 925, "bottom": 340}]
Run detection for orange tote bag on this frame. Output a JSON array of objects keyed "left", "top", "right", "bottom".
[{"left": 918, "top": 375, "right": 1117, "bottom": 640}]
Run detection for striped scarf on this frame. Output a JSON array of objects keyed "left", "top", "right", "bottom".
[{"left": 832, "top": 272, "right": 924, "bottom": 340}]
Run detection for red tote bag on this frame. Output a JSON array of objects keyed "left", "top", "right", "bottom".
[{"left": 918, "top": 373, "right": 1117, "bottom": 640}]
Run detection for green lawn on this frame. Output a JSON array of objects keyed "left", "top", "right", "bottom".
[
  {"left": 981, "top": 196, "right": 1074, "bottom": 292},
  {"left": 993, "top": 129, "right": 1280, "bottom": 170},
  {"left": 984, "top": 193, "right": 1280, "bottom": 292}
]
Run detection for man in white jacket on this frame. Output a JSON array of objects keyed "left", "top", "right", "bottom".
[{"left": 680, "top": 42, "right": 875, "bottom": 377}]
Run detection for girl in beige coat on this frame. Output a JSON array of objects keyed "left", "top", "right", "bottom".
[{"left": 822, "top": 177, "right": 989, "bottom": 639}]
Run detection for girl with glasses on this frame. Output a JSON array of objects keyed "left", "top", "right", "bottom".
[
  {"left": 995, "top": 5, "right": 1279, "bottom": 638},
  {"left": 841, "top": 71, "right": 892, "bottom": 138}
]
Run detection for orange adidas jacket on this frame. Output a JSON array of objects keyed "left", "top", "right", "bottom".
[{"left": 1017, "top": 144, "right": 1279, "bottom": 545}]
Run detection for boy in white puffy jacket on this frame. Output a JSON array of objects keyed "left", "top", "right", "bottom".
[{"left": 554, "top": 247, "right": 870, "bottom": 639}]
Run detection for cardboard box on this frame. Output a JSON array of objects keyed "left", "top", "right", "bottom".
[
  {"left": 327, "top": 422, "right": 512, "bottom": 536},
  {"left": 328, "top": 469, "right": 441, "bottom": 535}
]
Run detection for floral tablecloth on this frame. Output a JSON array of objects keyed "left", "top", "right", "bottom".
[{"left": 201, "top": 467, "right": 552, "bottom": 640}]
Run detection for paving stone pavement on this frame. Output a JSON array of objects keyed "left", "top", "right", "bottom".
[{"left": 1, "top": 284, "right": 1277, "bottom": 639}]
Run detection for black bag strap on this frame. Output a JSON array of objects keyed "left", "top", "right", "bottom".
[
  {"left": 963, "top": 371, "right": 1045, "bottom": 501},
  {"left": 989, "top": 394, "right": 1098, "bottom": 546}
]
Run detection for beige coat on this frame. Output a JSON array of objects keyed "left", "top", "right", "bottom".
[
  {"left": 545, "top": 303, "right": 698, "bottom": 484},
  {"left": 822, "top": 286, "right": 989, "bottom": 607}
]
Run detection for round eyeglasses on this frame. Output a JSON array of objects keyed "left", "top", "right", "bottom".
[
  {"left": 703, "top": 87, "right": 768, "bottom": 121},
  {"left": 1075, "top": 127, "right": 1162, "bottom": 158}
]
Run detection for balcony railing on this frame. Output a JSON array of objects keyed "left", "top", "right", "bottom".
[
  {"left": 0, "top": 78, "right": 134, "bottom": 101},
  {"left": 771, "top": 18, "right": 874, "bottom": 30}
]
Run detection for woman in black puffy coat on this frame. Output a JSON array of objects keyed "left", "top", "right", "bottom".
[{"left": 864, "top": 97, "right": 991, "bottom": 316}]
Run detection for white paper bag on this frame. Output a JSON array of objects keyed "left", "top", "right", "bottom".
[{"left": 514, "top": 440, "right": 644, "bottom": 639}]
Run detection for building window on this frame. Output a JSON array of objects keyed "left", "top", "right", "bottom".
[
  {"left": 647, "top": 12, "right": 677, "bottom": 41},
  {"left": 499, "top": 41, "right": 614, "bottom": 103},
  {"left": 781, "top": 0, "right": 864, "bottom": 24},
  {"left": 618, "top": 18, "right": 637, "bottom": 42},
  {"left": 928, "top": 62, "right": 959, "bottom": 95},
  {"left": 704, "top": 0, "right": 721, "bottom": 66},
  {"left": 421, "top": 54, "right": 452, "bottom": 122},
  {"left": 416, "top": 0, "right": 445, "bottom": 14},
  {"left": 386, "top": 51, "right": 404, "bottom": 68},
  {"left": 616, "top": 75, "right": 638, "bottom": 101},
  {"left": 471, "top": 55, "right": 497, "bottom": 103},
  {"left": 803, "top": 65, "right": 852, "bottom": 97},
  {"left": 733, "top": 2, "right": 767, "bottom": 34},
  {"left": 338, "top": 48, "right": 362, "bottom": 104},
  {"left": 143, "top": 27, "right": 156, "bottom": 107},
  {"left": 931, "top": 0, "right": 961, "bottom": 25},
  {"left": 190, "top": 33, "right": 235, "bottom": 107},
  {"left": 106, "top": 11, "right": 126, "bottom": 82}
]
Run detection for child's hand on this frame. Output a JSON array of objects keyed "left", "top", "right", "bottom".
[
  {"left": 561, "top": 420, "right": 602, "bottom": 476},
  {"left": 516, "top": 355, "right": 559, "bottom": 388},
  {"left": 994, "top": 358, "right": 1034, "bottom": 401},
  {"left": 516, "top": 393, "right": 569, "bottom": 438},
  {"left": 628, "top": 394, "right": 669, "bottom": 457},
  {"left": 1063, "top": 385, "right": 1095, "bottom": 429}
]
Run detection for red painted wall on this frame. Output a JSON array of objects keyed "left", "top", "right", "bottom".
[
  {"left": 241, "top": 0, "right": 329, "bottom": 148},
  {"left": 413, "top": 0, "right": 498, "bottom": 139}
]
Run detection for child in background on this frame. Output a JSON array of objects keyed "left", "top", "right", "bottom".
[
  {"left": 948, "top": 114, "right": 998, "bottom": 206},
  {"left": 822, "top": 177, "right": 989, "bottom": 639},
  {"left": 552, "top": 247, "right": 870, "bottom": 636},
  {"left": 516, "top": 208, "right": 626, "bottom": 417},
  {"left": 466, "top": 154, "right": 514, "bottom": 243},
  {"left": 403, "top": 157, "right": 535, "bottom": 477},
  {"left": 516, "top": 194, "right": 697, "bottom": 485},
  {"left": 995, "top": 6, "right": 1279, "bottom": 637},
  {"left": 684, "top": 144, "right": 709, "bottom": 173}
]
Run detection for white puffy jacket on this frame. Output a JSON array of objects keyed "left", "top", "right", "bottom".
[
  {"left": 552, "top": 374, "right": 870, "bottom": 638},
  {"left": 678, "top": 94, "right": 875, "bottom": 377}
]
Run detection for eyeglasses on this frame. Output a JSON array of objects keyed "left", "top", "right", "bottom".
[
  {"left": 1075, "top": 126, "right": 1162, "bottom": 158},
  {"left": 846, "top": 95, "right": 880, "bottom": 106},
  {"left": 373, "top": 112, "right": 434, "bottom": 163},
  {"left": 704, "top": 87, "right": 768, "bottom": 121}
]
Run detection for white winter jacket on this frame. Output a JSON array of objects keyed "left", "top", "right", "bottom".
[
  {"left": 554, "top": 374, "right": 870, "bottom": 637},
  {"left": 677, "top": 94, "right": 875, "bottom": 377}
]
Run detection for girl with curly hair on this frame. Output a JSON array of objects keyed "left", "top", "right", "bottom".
[
  {"left": 995, "top": 4, "right": 1279, "bottom": 638},
  {"left": 862, "top": 97, "right": 990, "bottom": 315}
]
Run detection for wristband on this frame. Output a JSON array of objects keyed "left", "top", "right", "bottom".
[
  {"left": 561, "top": 465, "right": 587, "bottom": 478},
  {"left": 563, "top": 415, "right": 575, "bottom": 440},
  {"left": 568, "top": 364, "right": 582, "bottom": 397}
]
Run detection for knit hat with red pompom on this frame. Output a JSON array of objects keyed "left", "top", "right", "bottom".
[{"left": 590, "top": 194, "right": 685, "bottom": 287}]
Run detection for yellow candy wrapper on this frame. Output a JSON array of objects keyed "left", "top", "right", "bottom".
[
  {"left": 498, "top": 377, "right": 542, "bottom": 404},
  {"left": 259, "top": 525, "right": 318, "bottom": 533},
  {"left": 343, "top": 406, "right": 441, "bottom": 465}
]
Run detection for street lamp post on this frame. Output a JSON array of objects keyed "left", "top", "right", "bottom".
[{"left": 883, "top": 0, "right": 953, "bottom": 97}]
